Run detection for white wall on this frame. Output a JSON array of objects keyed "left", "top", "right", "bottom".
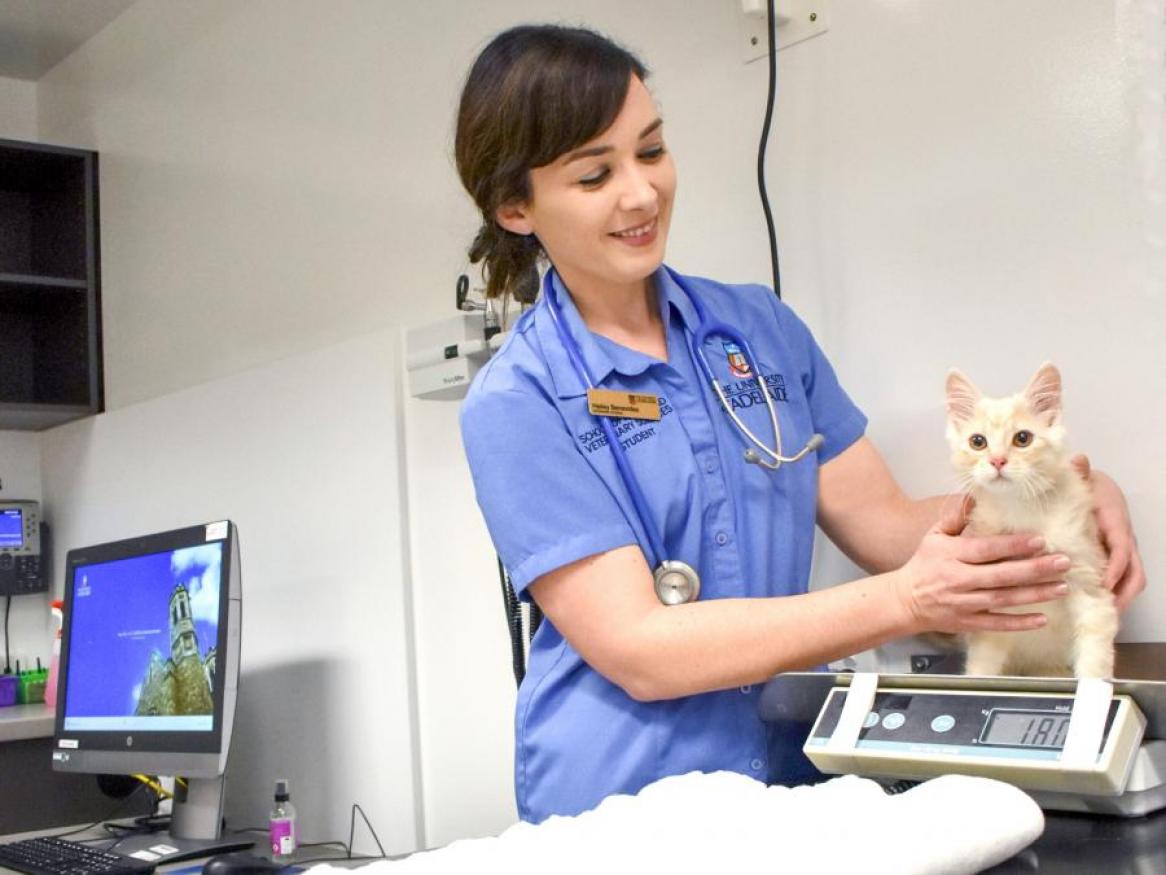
[
  {"left": 773, "top": 1, "right": 1166, "bottom": 648},
  {"left": 17, "top": 0, "right": 1164, "bottom": 852},
  {"left": 0, "top": 75, "right": 37, "bottom": 139},
  {"left": 38, "top": 328, "right": 423, "bottom": 852}
]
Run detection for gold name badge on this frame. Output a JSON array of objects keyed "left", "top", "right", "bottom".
[{"left": 586, "top": 389, "right": 661, "bottom": 421}]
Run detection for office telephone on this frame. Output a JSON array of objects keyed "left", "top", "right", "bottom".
[{"left": 0, "top": 500, "right": 48, "bottom": 596}]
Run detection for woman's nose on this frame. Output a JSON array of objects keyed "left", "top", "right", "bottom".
[{"left": 618, "top": 166, "right": 658, "bottom": 212}]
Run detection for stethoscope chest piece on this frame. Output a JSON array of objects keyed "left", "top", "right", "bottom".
[{"left": 653, "top": 560, "right": 701, "bottom": 606}]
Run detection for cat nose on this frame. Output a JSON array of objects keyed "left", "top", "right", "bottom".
[{"left": 990, "top": 456, "right": 1008, "bottom": 471}]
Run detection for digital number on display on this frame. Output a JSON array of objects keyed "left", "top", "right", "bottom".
[{"left": 981, "top": 709, "right": 1071, "bottom": 749}]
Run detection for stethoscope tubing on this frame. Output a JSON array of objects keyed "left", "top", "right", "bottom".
[
  {"left": 542, "top": 268, "right": 820, "bottom": 602},
  {"left": 544, "top": 273, "right": 669, "bottom": 570}
]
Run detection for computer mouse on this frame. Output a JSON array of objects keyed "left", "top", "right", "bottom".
[{"left": 202, "top": 851, "right": 291, "bottom": 875}]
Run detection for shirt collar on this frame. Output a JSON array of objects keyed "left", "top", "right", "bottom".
[
  {"left": 535, "top": 266, "right": 699, "bottom": 399},
  {"left": 654, "top": 264, "right": 701, "bottom": 334}
]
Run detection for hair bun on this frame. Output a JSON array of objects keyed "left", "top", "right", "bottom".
[{"left": 468, "top": 220, "right": 542, "bottom": 301}]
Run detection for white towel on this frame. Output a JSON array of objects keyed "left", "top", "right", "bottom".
[{"left": 310, "top": 771, "right": 1043, "bottom": 875}]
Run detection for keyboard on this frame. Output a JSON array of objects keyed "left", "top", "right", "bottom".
[{"left": 0, "top": 837, "right": 155, "bottom": 875}]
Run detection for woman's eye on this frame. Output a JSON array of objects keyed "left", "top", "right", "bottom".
[
  {"left": 969, "top": 434, "right": 987, "bottom": 450},
  {"left": 1013, "top": 430, "right": 1033, "bottom": 447},
  {"left": 579, "top": 168, "right": 609, "bottom": 187},
  {"left": 639, "top": 145, "right": 666, "bottom": 160}
]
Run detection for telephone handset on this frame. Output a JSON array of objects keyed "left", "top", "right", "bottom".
[{"left": 0, "top": 500, "right": 48, "bottom": 596}]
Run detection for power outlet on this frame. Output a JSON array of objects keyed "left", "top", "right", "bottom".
[{"left": 739, "top": 0, "right": 830, "bottom": 64}]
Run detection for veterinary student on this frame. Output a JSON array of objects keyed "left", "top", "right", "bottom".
[{"left": 454, "top": 24, "right": 1145, "bottom": 823}]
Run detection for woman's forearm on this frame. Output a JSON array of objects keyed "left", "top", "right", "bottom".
[{"left": 622, "top": 569, "right": 918, "bottom": 701}]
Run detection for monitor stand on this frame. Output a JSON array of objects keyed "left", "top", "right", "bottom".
[{"left": 112, "top": 775, "right": 255, "bottom": 864}]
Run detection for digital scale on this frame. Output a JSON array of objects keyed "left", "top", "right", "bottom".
[{"left": 759, "top": 672, "right": 1166, "bottom": 817}]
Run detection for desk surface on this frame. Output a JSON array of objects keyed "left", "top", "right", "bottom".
[
  {"left": 989, "top": 807, "right": 1166, "bottom": 872},
  {"left": 0, "top": 822, "right": 376, "bottom": 874},
  {"left": 0, "top": 704, "right": 53, "bottom": 743}
]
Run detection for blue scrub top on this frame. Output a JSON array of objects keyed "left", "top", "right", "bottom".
[{"left": 460, "top": 265, "right": 867, "bottom": 823}]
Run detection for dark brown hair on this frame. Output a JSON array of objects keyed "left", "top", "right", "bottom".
[{"left": 455, "top": 25, "right": 648, "bottom": 300}]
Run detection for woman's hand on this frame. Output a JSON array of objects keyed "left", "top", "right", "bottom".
[
  {"left": 1070, "top": 455, "right": 1146, "bottom": 611},
  {"left": 893, "top": 495, "right": 1072, "bottom": 635}
]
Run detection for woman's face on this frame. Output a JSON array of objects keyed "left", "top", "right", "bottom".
[{"left": 497, "top": 75, "right": 676, "bottom": 294}]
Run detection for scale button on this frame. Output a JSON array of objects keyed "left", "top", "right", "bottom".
[
  {"left": 882, "top": 712, "right": 906, "bottom": 731},
  {"left": 863, "top": 711, "right": 879, "bottom": 729},
  {"left": 931, "top": 715, "right": 956, "bottom": 733}
]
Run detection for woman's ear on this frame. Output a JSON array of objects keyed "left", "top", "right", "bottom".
[{"left": 494, "top": 201, "right": 534, "bottom": 237}]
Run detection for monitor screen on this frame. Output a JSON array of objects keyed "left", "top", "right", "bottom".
[
  {"left": 54, "top": 521, "right": 244, "bottom": 853},
  {"left": 54, "top": 520, "right": 239, "bottom": 775},
  {"left": 63, "top": 542, "right": 223, "bottom": 733},
  {"left": 0, "top": 508, "right": 22, "bottom": 549}
]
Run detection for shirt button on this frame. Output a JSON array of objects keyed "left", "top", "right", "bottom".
[
  {"left": 715, "top": 532, "right": 729, "bottom": 546},
  {"left": 750, "top": 758, "right": 764, "bottom": 771},
  {"left": 739, "top": 685, "right": 753, "bottom": 695},
  {"left": 704, "top": 459, "right": 717, "bottom": 474}
]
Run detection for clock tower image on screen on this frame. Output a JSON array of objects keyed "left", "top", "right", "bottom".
[{"left": 136, "top": 583, "right": 216, "bottom": 717}]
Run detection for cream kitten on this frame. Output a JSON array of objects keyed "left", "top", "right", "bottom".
[{"left": 945, "top": 363, "right": 1117, "bottom": 678}]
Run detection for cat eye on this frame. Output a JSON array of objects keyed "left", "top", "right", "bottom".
[
  {"left": 1013, "top": 430, "right": 1033, "bottom": 447},
  {"left": 968, "top": 434, "right": 987, "bottom": 450}
]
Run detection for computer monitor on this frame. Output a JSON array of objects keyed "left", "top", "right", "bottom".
[{"left": 52, "top": 521, "right": 250, "bottom": 861}]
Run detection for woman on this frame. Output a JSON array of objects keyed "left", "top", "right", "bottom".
[{"left": 454, "top": 24, "right": 1144, "bottom": 823}]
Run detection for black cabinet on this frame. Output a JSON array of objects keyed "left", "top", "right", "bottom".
[{"left": 0, "top": 138, "right": 102, "bottom": 430}]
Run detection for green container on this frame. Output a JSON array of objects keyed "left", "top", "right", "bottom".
[{"left": 17, "top": 669, "right": 48, "bottom": 705}]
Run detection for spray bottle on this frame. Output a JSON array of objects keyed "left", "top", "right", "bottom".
[{"left": 269, "top": 778, "right": 298, "bottom": 859}]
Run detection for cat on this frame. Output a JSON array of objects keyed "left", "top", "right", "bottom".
[{"left": 944, "top": 362, "right": 1117, "bottom": 678}]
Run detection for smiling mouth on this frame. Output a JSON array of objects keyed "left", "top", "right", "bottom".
[{"left": 610, "top": 217, "right": 658, "bottom": 239}]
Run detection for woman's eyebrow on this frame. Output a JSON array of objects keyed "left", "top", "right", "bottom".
[
  {"left": 639, "top": 118, "right": 663, "bottom": 138},
  {"left": 562, "top": 118, "right": 665, "bottom": 165}
]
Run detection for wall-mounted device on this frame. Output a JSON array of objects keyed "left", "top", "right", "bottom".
[
  {"left": 0, "top": 500, "right": 48, "bottom": 596},
  {"left": 405, "top": 313, "right": 502, "bottom": 401},
  {"left": 406, "top": 274, "right": 513, "bottom": 401}
]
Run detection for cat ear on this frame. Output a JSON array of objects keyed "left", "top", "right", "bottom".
[
  {"left": 945, "top": 368, "right": 980, "bottom": 424},
  {"left": 1024, "top": 361, "right": 1062, "bottom": 425}
]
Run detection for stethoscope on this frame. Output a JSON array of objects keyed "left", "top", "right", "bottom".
[{"left": 544, "top": 269, "right": 823, "bottom": 605}]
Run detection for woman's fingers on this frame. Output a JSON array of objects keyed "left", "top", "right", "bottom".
[
  {"left": 1101, "top": 529, "right": 1132, "bottom": 591},
  {"left": 962, "top": 611, "right": 1049, "bottom": 632},
  {"left": 1113, "top": 550, "right": 1147, "bottom": 612},
  {"left": 974, "top": 554, "right": 1071, "bottom": 589},
  {"left": 957, "top": 581, "right": 1068, "bottom": 612},
  {"left": 1070, "top": 453, "right": 1092, "bottom": 480},
  {"left": 937, "top": 493, "right": 975, "bottom": 536},
  {"left": 955, "top": 532, "right": 1047, "bottom": 565}
]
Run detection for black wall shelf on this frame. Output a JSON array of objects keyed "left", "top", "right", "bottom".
[{"left": 0, "top": 138, "right": 103, "bottom": 431}]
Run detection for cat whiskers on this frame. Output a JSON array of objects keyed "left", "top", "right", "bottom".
[
  {"left": 943, "top": 470, "right": 976, "bottom": 497},
  {"left": 1016, "top": 468, "right": 1055, "bottom": 513}
]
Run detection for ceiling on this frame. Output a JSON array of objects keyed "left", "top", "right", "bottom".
[{"left": 0, "top": 0, "right": 137, "bottom": 81}]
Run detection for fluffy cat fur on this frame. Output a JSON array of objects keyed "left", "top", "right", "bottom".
[{"left": 945, "top": 363, "right": 1117, "bottom": 678}]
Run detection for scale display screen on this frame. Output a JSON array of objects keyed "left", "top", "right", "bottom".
[
  {"left": 981, "top": 710, "right": 1072, "bottom": 749},
  {"left": 806, "top": 689, "right": 1119, "bottom": 762}
]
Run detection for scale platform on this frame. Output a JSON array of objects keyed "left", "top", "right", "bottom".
[{"left": 759, "top": 672, "right": 1166, "bottom": 817}]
